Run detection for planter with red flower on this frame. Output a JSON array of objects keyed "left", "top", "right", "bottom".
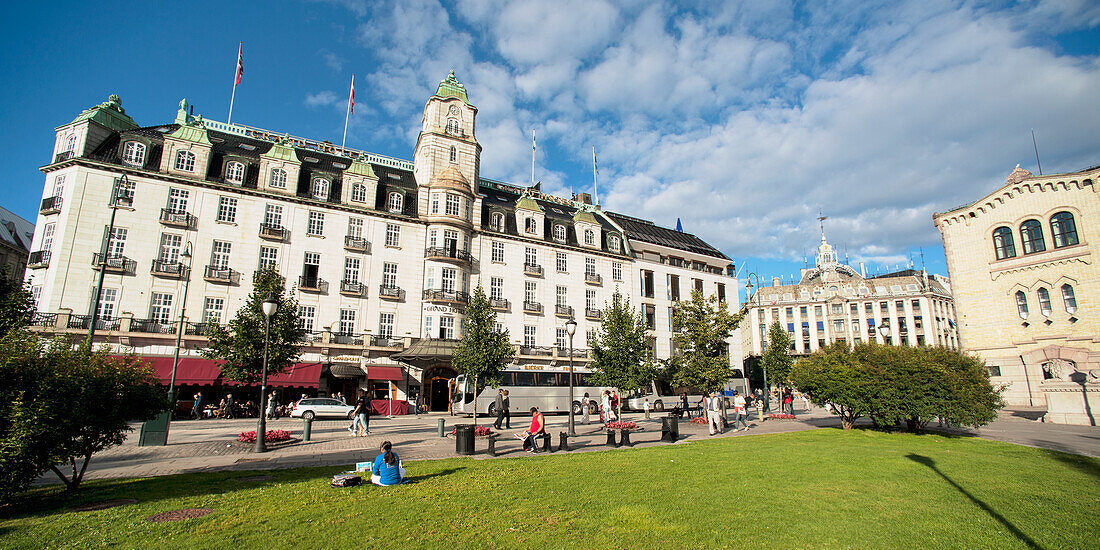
[
  {"left": 767, "top": 413, "right": 798, "bottom": 420},
  {"left": 690, "top": 417, "right": 709, "bottom": 425},
  {"left": 448, "top": 425, "right": 495, "bottom": 437},
  {"left": 235, "top": 429, "right": 296, "bottom": 446}
]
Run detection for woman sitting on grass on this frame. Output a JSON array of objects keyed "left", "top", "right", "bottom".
[{"left": 371, "top": 441, "right": 407, "bottom": 486}]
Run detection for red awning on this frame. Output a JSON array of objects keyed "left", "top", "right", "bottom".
[
  {"left": 131, "top": 356, "right": 223, "bottom": 386},
  {"left": 267, "top": 362, "right": 323, "bottom": 388},
  {"left": 364, "top": 365, "right": 404, "bottom": 381}
]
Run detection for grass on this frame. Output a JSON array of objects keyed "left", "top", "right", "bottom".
[{"left": 1, "top": 429, "right": 1097, "bottom": 549}]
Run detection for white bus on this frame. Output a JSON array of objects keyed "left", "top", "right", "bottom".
[
  {"left": 625, "top": 372, "right": 750, "bottom": 412},
  {"left": 452, "top": 368, "right": 611, "bottom": 417}
]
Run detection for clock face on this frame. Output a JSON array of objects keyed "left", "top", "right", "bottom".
[{"left": 449, "top": 105, "right": 459, "bottom": 116}]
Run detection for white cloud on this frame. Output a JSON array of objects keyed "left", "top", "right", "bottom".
[{"left": 304, "top": 91, "right": 338, "bottom": 108}]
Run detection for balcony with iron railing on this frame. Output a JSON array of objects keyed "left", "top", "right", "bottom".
[
  {"left": 556, "top": 347, "right": 589, "bottom": 358},
  {"left": 340, "top": 280, "right": 365, "bottom": 296},
  {"left": 298, "top": 331, "right": 325, "bottom": 344},
  {"left": 53, "top": 151, "right": 75, "bottom": 163},
  {"left": 159, "top": 208, "right": 196, "bottom": 229},
  {"left": 151, "top": 260, "right": 187, "bottom": 279},
  {"left": 489, "top": 298, "right": 510, "bottom": 311},
  {"left": 379, "top": 285, "right": 405, "bottom": 301},
  {"left": 344, "top": 235, "right": 370, "bottom": 253},
  {"left": 31, "top": 312, "right": 57, "bottom": 327},
  {"left": 68, "top": 315, "right": 121, "bottom": 331},
  {"left": 40, "top": 196, "right": 62, "bottom": 215},
  {"left": 28, "top": 250, "right": 50, "bottom": 269},
  {"left": 555, "top": 305, "right": 574, "bottom": 318},
  {"left": 298, "top": 276, "right": 328, "bottom": 294},
  {"left": 91, "top": 253, "right": 136, "bottom": 275},
  {"left": 520, "top": 345, "right": 553, "bottom": 356},
  {"left": 523, "top": 301, "right": 543, "bottom": 314},
  {"left": 523, "top": 263, "right": 543, "bottom": 277},
  {"left": 130, "top": 318, "right": 177, "bottom": 334},
  {"left": 424, "top": 246, "right": 472, "bottom": 264},
  {"left": 585, "top": 272, "right": 603, "bottom": 285},
  {"left": 422, "top": 289, "right": 470, "bottom": 305},
  {"left": 585, "top": 308, "right": 603, "bottom": 320},
  {"left": 185, "top": 322, "right": 215, "bottom": 336},
  {"left": 370, "top": 335, "right": 403, "bottom": 348},
  {"left": 332, "top": 332, "right": 364, "bottom": 346},
  {"left": 204, "top": 265, "right": 239, "bottom": 285},
  {"left": 259, "top": 223, "right": 288, "bottom": 241}
]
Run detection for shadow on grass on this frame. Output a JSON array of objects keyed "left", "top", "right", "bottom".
[
  {"left": 907, "top": 454, "right": 1042, "bottom": 550},
  {"left": 407, "top": 467, "right": 464, "bottom": 482},
  {"left": 1038, "top": 447, "right": 1100, "bottom": 479}
]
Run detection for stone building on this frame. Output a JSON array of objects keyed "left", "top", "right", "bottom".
[
  {"left": 25, "top": 73, "right": 739, "bottom": 411},
  {"left": 934, "top": 164, "right": 1097, "bottom": 423},
  {"left": 0, "top": 205, "right": 33, "bottom": 283}
]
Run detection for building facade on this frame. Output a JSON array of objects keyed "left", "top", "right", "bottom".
[
  {"left": 26, "top": 74, "right": 739, "bottom": 410},
  {"left": 0, "top": 205, "right": 33, "bottom": 283},
  {"left": 743, "top": 230, "right": 957, "bottom": 360},
  {"left": 934, "top": 164, "right": 1097, "bottom": 417}
]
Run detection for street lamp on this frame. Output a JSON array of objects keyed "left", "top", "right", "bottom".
[
  {"left": 877, "top": 323, "right": 891, "bottom": 345},
  {"left": 255, "top": 294, "right": 278, "bottom": 453},
  {"left": 745, "top": 272, "right": 767, "bottom": 396},
  {"left": 565, "top": 316, "right": 577, "bottom": 436},
  {"left": 168, "top": 242, "right": 194, "bottom": 405},
  {"left": 89, "top": 174, "right": 130, "bottom": 341}
]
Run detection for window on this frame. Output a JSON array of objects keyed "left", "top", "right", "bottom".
[
  {"left": 264, "top": 204, "right": 283, "bottom": 227},
  {"left": 1061, "top": 284, "right": 1077, "bottom": 314},
  {"left": 586, "top": 258, "right": 596, "bottom": 276},
  {"left": 344, "top": 257, "right": 360, "bottom": 283},
  {"left": 158, "top": 233, "right": 182, "bottom": 264},
  {"left": 440, "top": 316, "right": 455, "bottom": 339},
  {"left": 1015, "top": 291, "right": 1029, "bottom": 319},
  {"left": 40, "top": 223, "right": 55, "bottom": 252},
  {"left": 225, "top": 161, "right": 245, "bottom": 185},
  {"left": 449, "top": 146, "right": 457, "bottom": 163},
  {"left": 525, "top": 247, "right": 537, "bottom": 267},
  {"left": 993, "top": 227, "right": 1016, "bottom": 260},
  {"left": 339, "top": 309, "right": 356, "bottom": 334},
  {"left": 64, "top": 134, "right": 76, "bottom": 154},
  {"left": 302, "top": 252, "right": 320, "bottom": 286},
  {"left": 553, "top": 225, "right": 566, "bottom": 243},
  {"left": 557, "top": 286, "right": 568, "bottom": 307},
  {"left": 113, "top": 177, "right": 136, "bottom": 205},
  {"left": 203, "top": 297, "right": 224, "bottom": 324},
  {"left": 586, "top": 289, "right": 597, "bottom": 310},
  {"left": 106, "top": 227, "right": 127, "bottom": 258},
  {"left": 382, "top": 263, "right": 398, "bottom": 288},
  {"left": 379, "top": 313, "right": 394, "bottom": 338},
  {"left": 298, "top": 305, "right": 315, "bottom": 331},
  {"left": 641, "top": 270, "right": 654, "bottom": 298},
  {"left": 167, "top": 188, "right": 189, "bottom": 213},
  {"left": 523, "top": 325, "right": 536, "bottom": 347},
  {"left": 121, "top": 141, "right": 145, "bottom": 166},
  {"left": 431, "top": 194, "right": 440, "bottom": 215},
  {"left": 174, "top": 150, "right": 195, "bottom": 172},
  {"left": 210, "top": 241, "right": 231, "bottom": 270},
  {"left": 608, "top": 235, "right": 620, "bottom": 253},
  {"left": 612, "top": 262, "right": 622, "bottom": 281},
  {"left": 351, "top": 183, "right": 367, "bottom": 203},
  {"left": 441, "top": 267, "right": 457, "bottom": 292},
  {"left": 216, "top": 196, "right": 237, "bottom": 223},
  {"left": 525, "top": 217, "right": 537, "bottom": 234},
  {"left": 584, "top": 229, "right": 595, "bottom": 246},
  {"left": 94, "top": 288, "right": 117, "bottom": 320},
  {"left": 556, "top": 252, "right": 568, "bottom": 273},
  {"left": 388, "top": 192, "right": 404, "bottom": 213},
  {"left": 1020, "top": 220, "right": 1046, "bottom": 254},
  {"left": 269, "top": 168, "right": 287, "bottom": 189},
  {"left": 52, "top": 174, "right": 65, "bottom": 198},
  {"left": 556, "top": 328, "right": 568, "bottom": 349},
  {"left": 307, "top": 211, "right": 325, "bottom": 236},
  {"left": 490, "top": 212, "right": 504, "bottom": 231},
  {"left": 1037, "top": 287, "right": 1052, "bottom": 316},
  {"left": 490, "top": 277, "right": 503, "bottom": 301},
  {"left": 347, "top": 218, "right": 364, "bottom": 239},
  {"left": 385, "top": 224, "right": 400, "bottom": 247},
  {"left": 445, "top": 194, "right": 461, "bottom": 216},
  {"left": 311, "top": 177, "right": 330, "bottom": 200},
  {"left": 525, "top": 281, "right": 537, "bottom": 304},
  {"left": 258, "top": 246, "right": 278, "bottom": 271},
  {"left": 150, "top": 293, "right": 173, "bottom": 324},
  {"left": 1050, "top": 212, "right": 1079, "bottom": 248},
  {"left": 446, "top": 118, "right": 459, "bottom": 135},
  {"left": 491, "top": 241, "right": 505, "bottom": 263}
]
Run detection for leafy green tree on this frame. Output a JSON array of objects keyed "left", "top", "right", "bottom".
[
  {"left": 452, "top": 286, "right": 514, "bottom": 424},
  {"left": 762, "top": 321, "right": 794, "bottom": 390},
  {"left": 669, "top": 290, "right": 742, "bottom": 393},
  {"left": 0, "top": 267, "right": 34, "bottom": 337},
  {"left": 590, "top": 290, "right": 656, "bottom": 420},
  {"left": 791, "top": 342, "right": 867, "bottom": 429},
  {"left": 203, "top": 269, "right": 304, "bottom": 383}
]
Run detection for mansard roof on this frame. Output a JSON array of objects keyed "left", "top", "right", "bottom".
[
  {"left": 479, "top": 183, "right": 629, "bottom": 256},
  {"left": 606, "top": 212, "right": 730, "bottom": 261}
]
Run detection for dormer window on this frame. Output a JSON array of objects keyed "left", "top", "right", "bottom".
[
  {"left": 174, "top": 150, "right": 195, "bottom": 172},
  {"left": 525, "top": 217, "right": 537, "bottom": 235},
  {"left": 269, "top": 168, "right": 287, "bottom": 189},
  {"left": 491, "top": 212, "right": 504, "bottom": 231},
  {"left": 584, "top": 229, "right": 594, "bottom": 246},
  {"left": 608, "top": 235, "right": 620, "bottom": 253},
  {"left": 446, "top": 118, "right": 459, "bottom": 136},
  {"left": 553, "top": 225, "right": 566, "bottom": 243},
  {"left": 122, "top": 141, "right": 146, "bottom": 167},
  {"left": 311, "top": 177, "right": 330, "bottom": 200},
  {"left": 64, "top": 135, "right": 76, "bottom": 154},
  {"left": 225, "top": 161, "right": 245, "bottom": 185},
  {"left": 449, "top": 146, "right": 457, "bottom": 163},
  {"left": 388, "top": 192, "right": 404, "bottom": 213}
]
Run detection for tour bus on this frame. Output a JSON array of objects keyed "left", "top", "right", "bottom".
[
  {"left": 625, "top": 370, "right": 750, "bottom": 412},
  {"left": 452, "top": 367, "right": 611, "bottom": 417}
]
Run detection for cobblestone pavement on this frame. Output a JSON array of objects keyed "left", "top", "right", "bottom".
[{"left": 34, "top": 405, "right": 1098, "bottom": 486}]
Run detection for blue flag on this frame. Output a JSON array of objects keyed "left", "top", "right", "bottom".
[{"left": 675, "top": 218, "right": 683, "bottom": 232}]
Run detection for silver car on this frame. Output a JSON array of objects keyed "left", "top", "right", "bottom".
[{"left": 290, "top": 398, "right": 356, "bottom": 420}]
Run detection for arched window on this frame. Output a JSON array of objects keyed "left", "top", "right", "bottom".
[
  {"left": 388, "top": 192, "right": 403, "bottom": 213},
  {"left": 446, "top": 119, "right": 459, "bottom": 136},
  {"left": 269, "top": 168, "right": 287, "bottom": 189},
  {"left": 584, "top": 229, "right": 595, "bottom": 245},
  {"left": 553, "top": 225, "right": 566, "bottom": 243},
  {"left": 225, "top": 161, "right": 245, "bottom": 184},
  {"left": 311, "top": 177, "right": 329, "bottom": 200},
  {"left": 608, "top": 235, "right": 620, "bottom": 253},
  {"left": 174, "top": 150, "right": 195, "bottom": 172},
  {"left": 992, "top": 227, "right": 1016, "bottom": 259},
  {"left": 491, "top": 212, "right": 504, "bottom": 231},
  {"left": 1020, "top": 219, "right": 1046, "bottom": 254},
  {"left": 121, "top": 141, "right": 146, "bottom": 166},
  {"left": 449, "top": 146, "right": 457, "bottom": 163},
  {"left": 1062, "top": 284, "right": 1077, "bottom": 314},
  {"left": 65, "top": 135, "right": 76, "bottom": 153},
  {"left": 1050, "top": 212, "right": 1079, "bottom": 248},
  {"left": 1036, "top": 287, "right": 1052, "bottom": 316},
  {"left": 1015, "top": 291, "right": 1028, "bottom": 319}
]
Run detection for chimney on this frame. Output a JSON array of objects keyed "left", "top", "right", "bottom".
[
  {"left": 859, "top": 262, "right": 866, "bottom": 278},
  {"left": 574, "top": 192, "right": 593, "bottom": 205}
]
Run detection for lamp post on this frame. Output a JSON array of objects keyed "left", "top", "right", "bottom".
[
  {"left": 255, "top": 294, "right": 278, "bottom": 453},
  {"left": 878, "top": 323, "right": 891, "bottom": 345},
  {"left": 168, "top": 242, "right": 194, "bottom": 405},
  {"left": 565, "top": 316, "right": 577, "bottom": 436},
  {"left": 89, "top": 174, "right": 130, "bottom": 342},
  {"left": 745, "top": 273, "right": 767, "bottom": 395}
]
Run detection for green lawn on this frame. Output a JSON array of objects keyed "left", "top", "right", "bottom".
[{"left": 2, "top": 429, "right": 1097, "bottom": 549}]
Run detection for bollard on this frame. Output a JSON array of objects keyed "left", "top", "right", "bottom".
[
  {"left": 487, "top": 434, "right": 498, "bottom": 457},
  {"left": 619, "top": 428, "right": 632, "bottom": 447},
  {"left": 606, "top": 430, "right": 617, "bottom": 447},
  {"left": 302, "top": 417, "right": 313, "bottom": 441},
  {"left": 559, "top": 431, "right": 570, "bottom": 452},
  {"left": 438, "top": 418, "right": 446, "bottom": 438},
  {"left": 540, "top": 432, "right": 553, "bottom": 452}
]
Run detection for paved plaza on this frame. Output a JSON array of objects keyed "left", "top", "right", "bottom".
[{"left": 34, "top": 404, "right": 1100, "bottom": 486}]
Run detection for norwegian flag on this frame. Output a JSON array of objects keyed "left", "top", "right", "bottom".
[
  {"left": 234, "top": 42, "right": 243, "bottom": 85},
  {"left": 349, "top": 75, "right": 355, "bottom": 115}
]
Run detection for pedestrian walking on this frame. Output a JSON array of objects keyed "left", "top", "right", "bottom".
[
  {"left": 643, "top": 398, "right": 651, "bottom": 420},
  {"left": 783, "top": 388, "right": 795, "bottom": 416},
  {"left": 680, "top": 392, "right": 690, "bottom": 418},
  {"left": 266, "top": 391, "right": 278, "bottom": 419},
  {"left": 502, "top": 390, "right": 512, "bottom": 429},
  {"left": 193, "top": 392, "right": 203, "bottom": 420},
  {"left": 706, "top": 392, "right": 723, "bottom": 435},
  {"left": 349, "top": 389, "right": 370, "bottom": 436},
  {"left": 602, "top": 390, "right": 615, "bottom": 423},
  {"left": 225, "top": 394, "right": 235, "bottom": 419},
  {"left": 581, "top": 392, "right": 591, "bottom": 424},
  {"left": 732, "top": 391, "right": 749, "bottom": 431},
  {"left": 493, "top": 389, "right": 506, "bottom": 430}
]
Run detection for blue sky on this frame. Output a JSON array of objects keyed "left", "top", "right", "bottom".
[{"left": 1, "top": 1, "right": 1098, "bottom": 302}]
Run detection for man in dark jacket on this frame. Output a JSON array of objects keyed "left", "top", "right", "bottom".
[{"left": 493, "top": 389, "right": 506, "bottom": 429}]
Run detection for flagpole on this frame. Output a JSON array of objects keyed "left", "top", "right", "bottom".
[
  {"left": 342, "top": 75, "right": 354, "bottom": 149},
  {"left": 228, "top": 42, "right": 241, "bottom": 125},
  {"left": 531, "top": 130, "right": 536, "bottom": 187},
  {"left": 592, "top": 146, "right": 599, "bottom": 206}
]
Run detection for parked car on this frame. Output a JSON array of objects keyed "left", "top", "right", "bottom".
[{"left": 290, "top": 398, "right": 356, "bottom": 420}]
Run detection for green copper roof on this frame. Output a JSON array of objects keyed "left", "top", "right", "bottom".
[
  {"left": 573, "top": 207, "right": 599, "bottom": 224},
  {"left": 345, "top": 153, "right": 377, "bottom": 178},
  {"left": 261, "top": 134, "right": 299, "bottom": 163},
  {"left": 168, "top": 98, "right": 212, "bottom": 145},
  {"left": 434, "top": 70, "right": 470, "bottom": 104},
  {"left": 515, "top": 192, "right": 543, "bottom": 212},
  {"left": 68, "top": 94, "right": 138, "bottom": 132}
]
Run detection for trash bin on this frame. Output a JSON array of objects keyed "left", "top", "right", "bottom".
[
  {"left": 661, "top": 413, "right": 679, "bottom": 442},
  {"left": 138, "top": 411, "right": 172, "bottom": 446},
  {"left": 455, "top": 424, "right": 475, "bottom": 455},
  {"left": 302, "top": 417, "right": 313, "bottom": 441}
]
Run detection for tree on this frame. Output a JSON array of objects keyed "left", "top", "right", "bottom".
[
  {"left": 762, "top": 321, "right": 794, "bottom": 390},
  {"left": 203, "top": 269, "right": 305, "bottom": 384},
  {"left": 0, "top": 267, "right": 34, "bottom": 337},
  {"left": 452, "top": 286, "right": 514, "bottom": 425},
  {"left": 790, "top": 342, "right": 867, "bottom": 429},
  {"left": 669, "top": 290, "right": 742, "bottom": 393},
  {"left": 589, "top": 290, "right": 655, "bottom": 420}
]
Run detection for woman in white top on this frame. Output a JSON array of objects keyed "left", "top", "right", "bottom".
[{"left": 602, "top": 391, "right": 616, "bottom": 422}]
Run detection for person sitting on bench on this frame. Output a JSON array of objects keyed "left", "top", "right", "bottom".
[
  {"left": 371, "top": 441, "right": 407, "bottom": 486},
  {"left": 519, "top": 407, "right": 545, "bottom": 453}
]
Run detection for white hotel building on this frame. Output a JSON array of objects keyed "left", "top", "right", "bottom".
[{"left": 26, "top": 73, "right": 740, "bottom": 411}]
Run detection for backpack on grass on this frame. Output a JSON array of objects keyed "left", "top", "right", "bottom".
[{"left": 331, "top": 474, "right": 362, "bottom": 488}]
